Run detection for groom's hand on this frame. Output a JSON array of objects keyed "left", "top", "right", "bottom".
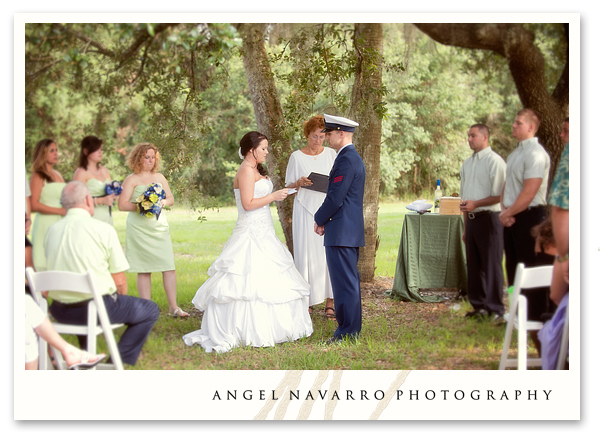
[{"left": 314, "top": 222, "right": 325, "bottom": 236}]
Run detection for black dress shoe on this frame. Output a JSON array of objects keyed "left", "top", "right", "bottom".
[
  {"left": 465, "top": 309, "right": 488, "bottom": 319},
  {"left": 324, "top": 337, "right": 342, "bottom": 346}
]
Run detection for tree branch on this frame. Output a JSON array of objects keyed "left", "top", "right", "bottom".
[
  {"left": 54, "top": 24, "right": 115, "bottom": 57},
  {"left": 414, "top": 23, "right": 551, "bottom": 110},
  {"left": 55, "top": 23, "right": 180, "bottom": 66}
]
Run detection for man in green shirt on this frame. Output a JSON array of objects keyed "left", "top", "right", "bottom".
[
  {"left": 45, "top": 181, "right": 159, "bottom": 366},
  {"left": 459, "top": 124, "right": 506, "bottom": 322}
]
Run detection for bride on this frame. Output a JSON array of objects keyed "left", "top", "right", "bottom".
[{"left": 183, "top": 131, "right": 314, "bottom": 353}]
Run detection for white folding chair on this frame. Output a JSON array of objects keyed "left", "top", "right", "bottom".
[
  {"left": 556, "top": 302, "right": 569, "bottom": 370},
  {"left": 25, "top": 267, "right": 124, "bottom": 370},
  {"left": 499, "top": 263, "right": 554, "bottom": 370}
]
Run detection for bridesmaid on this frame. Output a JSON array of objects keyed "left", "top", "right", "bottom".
[
  {"left": 72, "top": 135, "right": 117, "bottom": 226},
  {"left": 29, "top": 139, "right": 66, "bottom": 271},
  {"left": 118, "top": 142, "right": 189, "bottom": 317}
]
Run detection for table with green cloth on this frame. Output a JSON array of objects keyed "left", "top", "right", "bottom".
[{"left": 386, "top": 213, "right": 468, "bottom": 302}]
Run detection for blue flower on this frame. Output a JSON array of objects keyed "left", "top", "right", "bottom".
[{"left": 105, "top": 180, "right": 123, "bottom": 195}]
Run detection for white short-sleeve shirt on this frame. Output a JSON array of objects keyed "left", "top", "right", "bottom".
[
  {"left": 459, "top": 146, "right": 506, "bottom": 212},
  {"left": 503, "top": 137, "right": 550, "bottom": 208}
]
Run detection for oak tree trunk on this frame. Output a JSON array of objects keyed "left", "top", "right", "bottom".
[
  {"left": 349, "top": 23, "right": 384, "bottom": 282},
  {"left": 237, "top": 23, "right": 295, "bottom": 253}
]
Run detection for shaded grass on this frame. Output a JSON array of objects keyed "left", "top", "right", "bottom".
[{"left": 78, "top": 202, "right": 532, "bottom": 370}]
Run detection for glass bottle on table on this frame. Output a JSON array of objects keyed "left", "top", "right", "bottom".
[{"left": 434, "top": 179, "right": 442, "bottom": 213}]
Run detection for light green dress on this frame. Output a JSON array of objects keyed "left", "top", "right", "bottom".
[
  {"left": 31, "top": 181, "right": 66, "bottom": 271},
  {"left": 125, "top": 184, "right": 175, "bottom": 273},
  {"left": 86, "top": 178, "right": 113, "bottom": 226}
]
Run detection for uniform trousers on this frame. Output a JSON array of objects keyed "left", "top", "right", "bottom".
[
  {"left": 50, "top": 293, "right": 159, "bottom": 365},
  {"left": 503, "top": 206, "right": 555, "bottom": 320},
  {"left": 465, "top": 211, "right": 504, "bottom": 314},
  {"left": 325, "top": 246, "right": 362, "bottom": 340}
]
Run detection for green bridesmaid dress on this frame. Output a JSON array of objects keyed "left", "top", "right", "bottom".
[
  {"left": 86, "top": 178, "right": 113, "bottom": 226},
  {"left": 31, "top": 181, "right": 66, "bottom": 271},
  {"left": 125, "top": 184, "right": 176, "bottom": 273}
]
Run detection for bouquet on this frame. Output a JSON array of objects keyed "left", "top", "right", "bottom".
[
  {"left": 136, "top": 183, "right": 167, "bottom": 220},
  {"left": 105, "top": 180, "right": 123, "bottom": 196},
  {"left": 99, "top": 180, "right": 123, "bottom": 216}
]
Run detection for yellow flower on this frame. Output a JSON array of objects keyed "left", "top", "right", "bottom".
[
  {"left": 149, "top": 193, "right": 159, "bottom": 203},
  {"left": 145, "top": 212, "right": 154, "bottom": 218},
  {"left": 136, "top": 195, "right": 144, "bottom": 203},
  {"left": 142, "top": 200, "right": 153, "bottom": 210}
]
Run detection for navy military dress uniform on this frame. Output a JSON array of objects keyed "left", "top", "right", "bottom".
[{"left": 314, "top": 115, "right": 366, "bottom": 341}]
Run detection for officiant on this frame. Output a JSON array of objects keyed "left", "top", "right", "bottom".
[{"left": 285, "top": 115, "right": 337, "bottom": 319}]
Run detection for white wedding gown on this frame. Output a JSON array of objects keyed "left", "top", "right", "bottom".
[{"left": 182, "top": 178, "right": 313, "bottom": 353}]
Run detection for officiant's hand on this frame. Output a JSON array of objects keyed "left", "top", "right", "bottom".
[{"left": 296, "top": 176, "right": 313, "bottom": 189}]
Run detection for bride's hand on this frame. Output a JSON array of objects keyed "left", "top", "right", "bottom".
[{"left": 272, "top": 188, "right": 289, "bottom": 202}]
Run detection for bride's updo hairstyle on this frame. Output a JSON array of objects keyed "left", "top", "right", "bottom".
[{"left": 240, "top": 131, "right": 268, "bottom": 177}]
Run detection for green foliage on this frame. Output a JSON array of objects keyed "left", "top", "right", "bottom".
[
  {"left": 267, "top": 24, "right": 356, "bottom": 147},
  {"left": 25, "top": 22, "right": 566, "bottom": 205},
  {"left": 378, "top": 24, "right": 526, "bottom": 198},
  {"left": 25, "top": 23, "right": 242, "bottom": 203}
]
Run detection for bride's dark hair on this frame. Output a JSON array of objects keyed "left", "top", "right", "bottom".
[{"left": 240, "top": 131, "right": 268, "bottom": 176}]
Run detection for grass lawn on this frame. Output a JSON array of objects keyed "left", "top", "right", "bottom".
[{"left": 65, "top": 201, "right": 531, "bottom": 369}]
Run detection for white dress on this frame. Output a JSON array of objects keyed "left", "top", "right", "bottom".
[
  {"left": 182, "top": 178, "right": 313, "bottom": 353},
  {"left": 285, "top": 147, "right": 337, "bottom": 306}
]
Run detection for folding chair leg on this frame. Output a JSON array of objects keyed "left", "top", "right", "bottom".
[
  {"left": 38, "top": 337, "right": 49, "bottom": 370},
  {"left": 499, "top": 313, "right": 515, "bottom": 370},
  {"left": 557, "top": 304, "right": 569, "bottom": 370},
  {"left": 517, "top": 295, "right": 528, "bottom": 370}
]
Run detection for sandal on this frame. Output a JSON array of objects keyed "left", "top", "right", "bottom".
[
  {"left": 325, "top": 307, "right": 336, "bottom": 321},
  {"left": 309, "top": 306, "right": 314, "bottom": 315},
  {"left": 68, "top": 352, "right": 107, "bottom": 370},
  {"left": 169, "top": 307, "right": 189, "bottom": 318}
]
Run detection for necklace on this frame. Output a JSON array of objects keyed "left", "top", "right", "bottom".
[
  {"left": 88, "top": 165, "right": 103, "bottom": 176},
  {"left": 305, "top": 147, "right": 322, "bottom": 160}
]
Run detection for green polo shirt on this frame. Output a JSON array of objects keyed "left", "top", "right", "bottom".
[
  {"left": 45, "top": 208, "right": 129, "bottom": 304},
  {"left": 459, "top": 146, "right": 506, "bottom": 213}
]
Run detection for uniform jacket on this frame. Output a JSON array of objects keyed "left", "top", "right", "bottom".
[{"left": 314, "top": 144, "right": 366, "bottom": 247}]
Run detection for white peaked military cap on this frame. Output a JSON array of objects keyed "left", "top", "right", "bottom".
[{"left": 322, "top": 114, "right": 360, "bottom": 133}]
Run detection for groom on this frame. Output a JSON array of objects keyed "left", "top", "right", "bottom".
[{"left": 314, "top": 114, "right": 366, "bottom": 344}]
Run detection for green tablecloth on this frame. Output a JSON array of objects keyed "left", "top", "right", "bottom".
[{"left": 387, "top": 213, "right": 468, "bottom": 302}]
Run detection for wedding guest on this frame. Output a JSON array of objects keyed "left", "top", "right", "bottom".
[
  {"left": 25, "top": 171, "right": 34, "bottom": 269},
  {"left": 285, "top": 115, "right": 337, "bottom": 319},
  {"left": 118, "top": 143, "right": 189, "bottom": 317},
  {"left": 538, "top": 118, "right": 569, "bottom": 370},
  {"left": 25, "top": 294, "right": 106, "bottom": 370},
  {"left": 29, "top": 139, "right": 66, "bottom": 271},
  {"left": 550, "top": 117, "right": 570, "bottom": 298},
  {"left": 499, "top": 109, "right": 552, "bottom": 354},
  {"left": 46, "top": 181, "right": 159, "bottom": 366},
  {"left": 72, "top": 135, "right": 117, "bottom": 226},
  {"left": 459, "top": 124, "right": 506, "bottom": 323}
]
